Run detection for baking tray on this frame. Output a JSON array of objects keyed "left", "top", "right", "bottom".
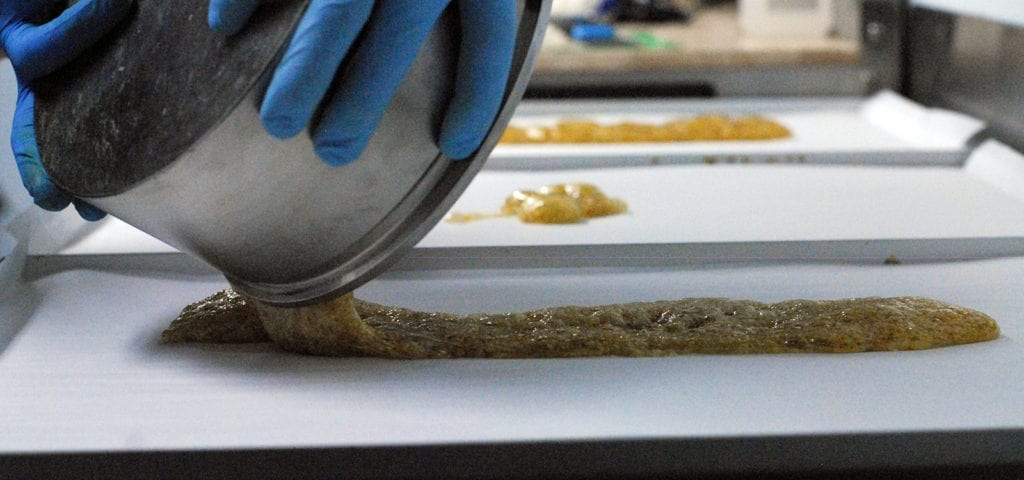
[
  {"left": 404, "top": 140, "right": 1024, "bottom": 269},
  {"left": 30, "top": 140, "right": 1024, "bottom": 266},
  {"left": 487, "top": 91, "right": 985, "bottom": 169},
  {"left": 8, "top": 86, "right": 999, "bottom": 260},
  {"left": 1, "top": 254, "right": 1022, "bottom": 477}
]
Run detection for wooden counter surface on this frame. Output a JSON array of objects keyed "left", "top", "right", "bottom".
[{"left": 534, "top": 6, "right": 861, "bottom": 74}]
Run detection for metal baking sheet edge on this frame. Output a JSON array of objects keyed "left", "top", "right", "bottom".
[
  {"left": 1, "top": 430, "right": 1021, "bottom": 479},
  {"left": 483, "top": 149, "right": 968, "bottom": 170},
  {"left": 22, "top": 237, "right": 1024, "bottom": 276},
  {"left": 398, "top": 237, "right": 1024, "bottom": 271}
]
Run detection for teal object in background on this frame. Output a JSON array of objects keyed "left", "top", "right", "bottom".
[{"left": 569, "top": 21, "right": 615, "bottom": 42}]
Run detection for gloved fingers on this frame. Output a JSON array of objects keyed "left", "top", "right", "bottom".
[
  {"left": 208, "top": 0, "right": 270, "bottom": 35},
  {"left": 259, "top": 0, "right": 374, "bottom": 139},
  {"left": 438, "top": 0, "right": 517, "bottom": 160},
  {"left": 2, "top": 0, "right": 133, "bottom": 81},
  {"left": 311, "top": 0, "right": 449, "bottom": 166},
  {"left": 11, "top": 88, "right": 72, "bottom": 212},
  {"left": 72, "top": 199, "right": 108, "bottom": 222},
  {"left": 16, "top": 155, "right": 73, "bottom": 212}
]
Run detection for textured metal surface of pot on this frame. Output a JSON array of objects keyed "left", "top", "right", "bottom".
[{"left": 34, "top": 1, "right": 552, "bottom": 306}]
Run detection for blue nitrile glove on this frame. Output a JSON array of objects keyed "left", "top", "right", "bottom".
[
  {"left": 208, "top": 0, "right": 517, "bottom": 166},
  {"left": 1, "top": 0, "right": 132, "bottom": 221}
]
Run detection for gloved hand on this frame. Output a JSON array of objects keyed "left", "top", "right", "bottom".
[
  {"left": 208, "top": 0, "right": 517, "bottom": 166},
  {"left": 1, "top": 0, "right": 132, "bottom": 221}
]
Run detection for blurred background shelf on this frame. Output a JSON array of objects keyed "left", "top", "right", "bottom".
[{"left": 528, "top": 0, "right": 889, "bottom": 98}]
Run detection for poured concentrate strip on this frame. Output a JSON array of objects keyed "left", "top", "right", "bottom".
[
  {"left": 162, "top": 290, "right": 1000, "bottom": 358},
  {"left": 499, "top": 116, "right": 792, "bottom": 144},
  {"left": 444, "top": 183, "right": 628, "bottom": 225}
]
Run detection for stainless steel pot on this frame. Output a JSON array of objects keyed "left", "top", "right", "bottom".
[{"left": 35, "top": 0, "right": 551, "bottom": 306}]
